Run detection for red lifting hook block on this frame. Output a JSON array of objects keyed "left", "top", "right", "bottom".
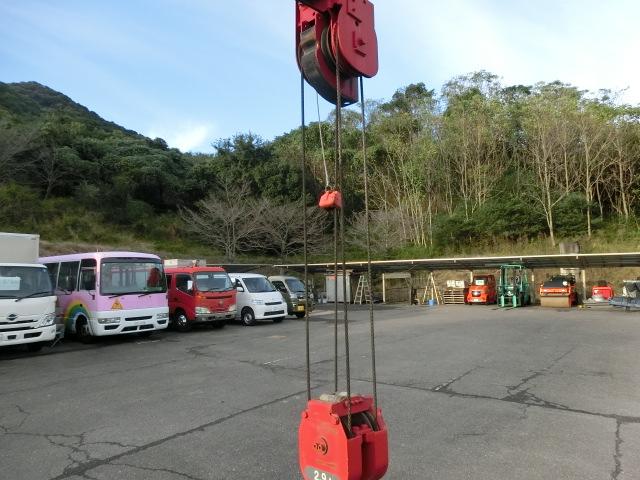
[
  {"left": 299, "top": 394, "right": 389, "bottom": 480},
  {"left": 319, "top": 189, "right": 343, "bottom": 210}
]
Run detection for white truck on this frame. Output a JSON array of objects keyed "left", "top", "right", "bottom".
[{"left": 0, "top": 233, "right": 57, "bottom": 352}]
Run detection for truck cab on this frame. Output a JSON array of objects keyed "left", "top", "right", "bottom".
[
  {"left": 1, "top": 233, "right": 58, "bottom": 352},
  {"left": 466, "top": 274, "right": 497, "bottom": 305},
  {"left": 165, "top": 266, "right": 236, "bottom": 331},
  {"left": 268, "top": 275, "right": 313, "bottom": 318}
]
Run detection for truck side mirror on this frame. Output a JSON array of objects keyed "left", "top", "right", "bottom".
[{"left": 187, "top": 280, "right": 193, "bottom": 292}]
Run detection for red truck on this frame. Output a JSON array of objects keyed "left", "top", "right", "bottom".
[
  {"left": 165, "top": 266, "right": 236, "bottom": 331},
  {"left": 466, "top": 274, "right": 497, "bottom": 304}
]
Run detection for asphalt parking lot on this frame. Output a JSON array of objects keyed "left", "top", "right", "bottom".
[{"left": 1, "top": 304, "right": 639, "bottom": 480}]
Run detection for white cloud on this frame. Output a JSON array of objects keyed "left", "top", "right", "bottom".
[{"left": 146, "top": 122, "right": 216, "bottom": 153}]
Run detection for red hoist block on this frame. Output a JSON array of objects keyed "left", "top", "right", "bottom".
[
  {"left": 299, "top": 394, "right": 389, "bottom": 480},
  {"left": 319, "top": 189, "right": 343, "bottom": 209}
]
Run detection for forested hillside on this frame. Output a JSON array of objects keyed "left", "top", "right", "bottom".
[{"left": 0, "top": 74, "right": 639, "bottom": 261}]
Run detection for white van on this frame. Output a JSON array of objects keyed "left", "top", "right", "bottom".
[{"left": 228, "top": 273, "right": 286, "bottom": 326}]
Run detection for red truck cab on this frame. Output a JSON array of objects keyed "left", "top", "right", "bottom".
[
  {"left": 466, "top": 274, "right": 497, "bottom": 304},
  {"left": 165, "top": 266, "right": 236, "bottom": 331}
]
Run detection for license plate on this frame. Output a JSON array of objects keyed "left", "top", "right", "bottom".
[
  {"left": 297, "top": 306, "right": 305, "bottom": 311},
  {"left": 473, "top": 299, "right": 481, "bottom": 302}
]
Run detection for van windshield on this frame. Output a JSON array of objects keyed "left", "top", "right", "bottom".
[
  {"left": 195, "top": 271, "right": 233, "bottom": 292},
  {"left": 243, "top": 277, "right": 276, "bottom": 293},
  {"left": 285, "top": 278, "right": 306, "bottom": 293},
  {"left": 0, "top": 266, "right": 53, "bottom": 299}
]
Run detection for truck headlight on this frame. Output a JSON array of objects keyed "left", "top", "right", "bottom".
[
  {"left": 195, "top": 307, "right": 210, "bottom": 314},
  {"left": 98, "top": 317, "right": 121, "bottom": 324},
  {"left": 39, "top": 312, "right": 56, "bottom": 327},
  {"left": 157, "top": 312, "right": 169, "bottom": 320},
  {"left": 251, "top": 299, "right": 264, "bottom": 305},
  {"left": 228, "top": 304, "right": 236, "bottom": 312}
]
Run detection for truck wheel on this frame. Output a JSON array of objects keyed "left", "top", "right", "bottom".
[
  {"left": 76, "top": 317, "right": 93, "bottom": 344},
  {"left": 27, "top": 342, "right": 44, "bottom": 352},
  {"left": 241, "top": 308, "right": 256, "bottom": 326},
  {"left": 173, "top": 312, "right": 191, "bottom": 332},
  {"left": 295, "top": 312, "right": 305, "bottom": 319},
  {"left": 273, "top": 316, "right": 284, "bottom": 323}
]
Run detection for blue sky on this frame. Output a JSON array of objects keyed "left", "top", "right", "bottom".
[{"left": 1, "top": 0, "right": 638, "bottom": 152}]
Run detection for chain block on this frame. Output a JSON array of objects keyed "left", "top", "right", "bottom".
[
  {"left": 318, "top": 189, "right": 343, "bottom": 209},
  {"left": 296, "top": 0, "right": 378, "bottom": 106},
  {"left": 299, "top": 394, "right": 388, "bottom": 480}
]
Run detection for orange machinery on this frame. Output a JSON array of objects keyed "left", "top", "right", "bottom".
[
  {"left": 539, "top": 275, "right": 578, "bottom": 308},
  {"left": 466, "top": 274, "right": 497, "bottom": 305}
]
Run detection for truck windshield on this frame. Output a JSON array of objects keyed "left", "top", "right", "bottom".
[
  {"left": 285, "top": 278, "right": 306, "bottom": 293},
  {"left": 243, "top": 277, "right": 276, "bottom": 293},
  {"left": 194, "top": 271, "right": 233, "bottom": 292},
  {"left": 0, "top": 266, "right": 53, "bottom": 299},
  {"left": 100, "top": 260, "right": 166, "bottom": 296}
]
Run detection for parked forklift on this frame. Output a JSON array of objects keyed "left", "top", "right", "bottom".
[{"left": 497, "top": 263, "right": 531, "bottom": 307}]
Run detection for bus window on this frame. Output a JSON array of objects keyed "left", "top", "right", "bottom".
[
  {"left": 58, "top": 261, "right": 80, "bottom": 292},
  {"left": 79, "top": 259, "right": 97, "bottom": 291},
  {"left": 44, "top": 263, "right": 60, "bottom": 289}
]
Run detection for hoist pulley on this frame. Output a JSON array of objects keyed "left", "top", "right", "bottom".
[
  {"left": 299, "top": 394, "right": 388, "bottom": 480},
  {"left": 296, "top": 0, "right": 379, "bottom": 106}
]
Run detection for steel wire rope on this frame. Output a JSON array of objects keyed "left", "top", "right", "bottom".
[
  {"left": 317, "top": 94, "right": 330, "bottom": 188},
  {"left": 359, "top": 76, "right": 378, "bottom": 418},
  {"left": 301, "top": 75, "right": 311, "bottom": 401},
  {"left": 334, "top": 30, "right": 352, "bottom": 435}
]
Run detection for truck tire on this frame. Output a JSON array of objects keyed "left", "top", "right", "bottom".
[{"left": 173, "top": 311, "right": 191, "bottom": 332}]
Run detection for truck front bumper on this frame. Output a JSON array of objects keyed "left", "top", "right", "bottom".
[
  {"left": 0, "top": 325, "right": 56, "bottom": 346},
  {"left": 195, "top": 311, "right": 236, "bottom": 323}
]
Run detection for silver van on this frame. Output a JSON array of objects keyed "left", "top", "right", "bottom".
[{"left": 268, "top": 275, "right": 313, "bottom": 318}]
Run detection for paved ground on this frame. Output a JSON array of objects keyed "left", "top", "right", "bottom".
[{"left": 1, "top": 304, "right": 639, "bottom": 480}]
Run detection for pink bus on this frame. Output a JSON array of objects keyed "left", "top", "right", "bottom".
[{"left": 40, "top": 252, "right": 169, "bottom": 342}]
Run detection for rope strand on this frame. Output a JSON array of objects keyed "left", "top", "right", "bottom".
[
  {"left": 334, "top": 32, "right": 352, "bottom": 435},
  {"left": 301, "top": 75, "right": 311, "bottom": 402},
  {"left": 360, "top": 76, "right": 378, "bottom": 417},
  {"left": 317, "top": 94, "right": 330, "bottom": 188}
]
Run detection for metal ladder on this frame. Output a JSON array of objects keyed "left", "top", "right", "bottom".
[{"left": 354, "top": 275, "right": 372, "bottom": 304}]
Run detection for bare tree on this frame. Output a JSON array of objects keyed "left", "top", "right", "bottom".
[
  {"left": 180, "top": 181, "right": 263, "bottom": 261},
  {"left": 520, "top": 87, "right": 580, "bottom": 245},
  {"left": 257, "top": 199, "right": 328, "bottom": 260},
  {"left": 348, "top": 208, "right": 411, "bottom": 255}
]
